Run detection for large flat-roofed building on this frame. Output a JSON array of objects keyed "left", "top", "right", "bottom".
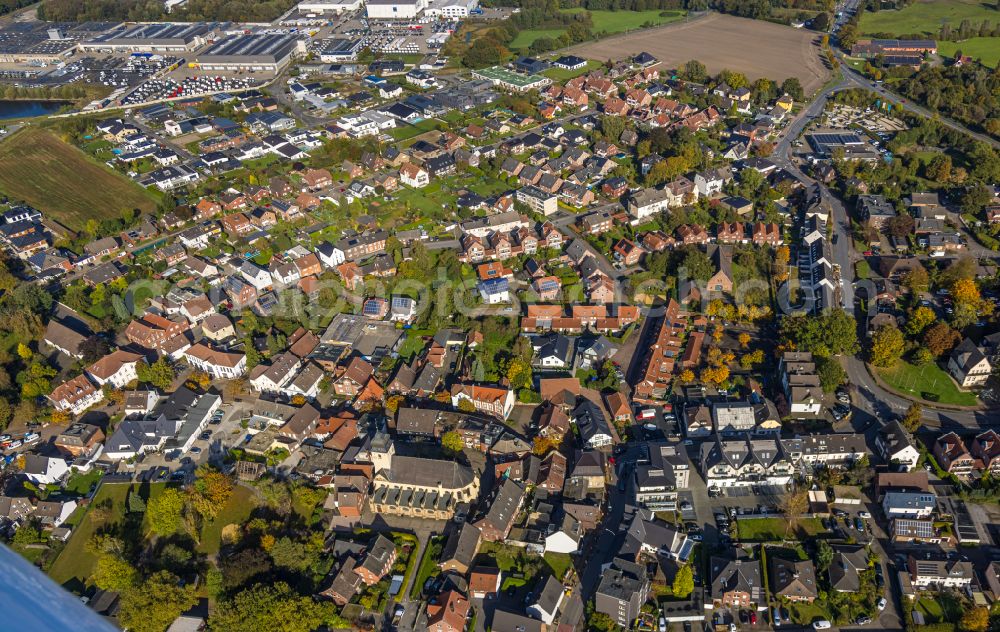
[
  {"left": 851, "top": 38, "right": 936, "bottom": 58},
  {"left": 194, "top": 33, "right": 302, "bottom": 72},
  {"left": 298, "top": 0, "right": 365, "bottom": 13},
  {"left": 472, "top": 66, "right": 551, "bottom": 92},
  {"left": 82, "top": 22, "right": 216, "bottom": 52},
  {"left": 317, "top": 37, "right": 365, "bottom": 62},
  {"left": 367, "top": 0, "right": 427, "bottom": 19}
]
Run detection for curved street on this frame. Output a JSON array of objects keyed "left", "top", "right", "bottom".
[{"left": 770, "top": 68, "right": 995, "bottom": 430}]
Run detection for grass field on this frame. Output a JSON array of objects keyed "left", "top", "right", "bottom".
[
  {"left": 543, "top": 59, "right": 602, "bottom": 80},
  {"left": 197, "top": 485, "right": 256, "bottom": 555},
  {"left": 48, "top": 482, "right": 166, "bottom": 588},
  {"left": 860, "top": 0, "right": 1000, "bottom": 37},
  {"left": 735, "top": 516, "right": 827, "bottom": 541},
  {"left": 0, "top": 127, "right": 158, "bottom": 232},
  {"left": 510, "top": 9, "right": 686, "bottom": 50},
  {"left": 877, "top": 360, "right": 979, "bottom": 406},
  {"left": 543, "top": 552, "right": 574, "bottom": 580},
  {"left": 510, "top": 28, "right": 567, "bottom": 49},
  {"left": 937, "top": 38, "right": 1000, "bottom": 67}
]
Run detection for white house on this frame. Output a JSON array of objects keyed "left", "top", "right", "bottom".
[
  {"left": 399, "top": 163, "right": 429, "bottom": 188},
  {"left": 478, "top": 278, "right": 510, "bottom": 304},
  {"left": 948, "top": 338, "right": 992, "bottom": 388},
  {"left": 544, "top": 514, "right": 581, "bottom": 554},
  {"left": 316, "top": 242, "right": 345, "bottom": 268},
  {"left": 249, "top": 352, "right": 302, "bottom": 394},
  {"left": 49, "top": 375, "right": 104, "bottom": 416},
  {"left": 389, "top": 296, "right": 417, "bottom": 323},
  {"left": 882, "top": 492, "right": 936, "bottom": 520},
  {"left": 23, "top": 455, "right": 71, "bottom": 486},
  {"left": 876, "top": 420, "right": 921, "bottom": 472},
  {"left": 240, "top": 261, "right": 273, "bottom": 292},
  {"left": 526, "top": 576, "right": 564, "bottom": 626},
  {"left": 183, "top": 343, "right": 247, "bottom": 379},
  {"left": 85, "top": 350, "right": 144, "bottom": 389}
]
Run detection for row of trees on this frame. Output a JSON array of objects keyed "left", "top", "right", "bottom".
[{"left": 39, "top": 0, "right": 297, "bottom": 22}]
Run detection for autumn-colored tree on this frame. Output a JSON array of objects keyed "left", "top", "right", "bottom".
[
  {"left": 951, "top": 277, "right": 981, "bottom": 305},
  {"left": 441, "top": 430, "right": 464, "bottom": 455},
  {"left": 738, "top": 333, "right": 751, "bottom": 349},
  {"left": 290, "top": 395, "right": 306, "bottom": 406},
  {"left": 773, "top": 246, "right": 790, "bottom": 281},
  {"left": 901, "top": 403, "right": 923, "bottom": 432},
  {"left": 905, "top": 306, "right": 936, "bottom": 336},
  {"left": 902, "top": 266, "right": 930, "bottom": 293},
  {"left": 870, "top": 324, "right": 905, "bottom": 367},
  {"left": 188, "top": 467, "right": 235, "bottom": 521},
  {"left": 532, "top": 436, "right": 560, "bottom": 456},
  {"left": 924, "top": 323, "right": 962, "bottom": 357},
  {"left": 50, "top": 410, "right": 71, "bottom": 424},
  {"left": 456, "top": 398, "right": 476, "bottom": 413},
  {"left": 700, "top": 365, "right": 730, "bottom": 386},
  {"left": 959, "top": 606, "right": 989, "bottom": 632},
  {"left": 679, "top": 369, "right": 695, "bottom": 383},
  {"left": 385, "top": 395, "right": 405, "bottom": 414},
  {"left": 781, "top": 487, "right": 809, "bottom": 535}
]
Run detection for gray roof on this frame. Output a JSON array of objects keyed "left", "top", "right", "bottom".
[
  {"left": 711, "top": 551, "right": 762, "bottom": 601},
  {"left": 531, "top": 575, "right": 564, "bottom": 615},
  {"left": 440, "top": 522, "right": 482, "bottom": 569},
  {"left": 380, "top": 455, "right": 475, "bottom": 489}
]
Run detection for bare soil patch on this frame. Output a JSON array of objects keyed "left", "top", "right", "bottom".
[{"left": 564, "top": 13, "right": 830, "bottom": 94}]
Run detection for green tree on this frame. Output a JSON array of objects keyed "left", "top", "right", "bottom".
[
  {"left": 816, "top": 356, "right": 847, "bottom": 393},
  {"left": 816, "top": 540, "right": 833, "bottom": 571},
  {"left": 93, "top": 553, "right": 138, "bottom": 592},
  {"left": 117, "top": 571, "right": 198, "bottom": 632},
  {"left": 870, "top": 323, "right": 905, "bottom": 367},
  {"left": 136, "top": 358, "right": 175, "bottom": 390},
  {"left": 901, "top": 402, "right": 923, "bottom": 432},
  {"left": 210, "top": 582, "right": 339, "bottom": 632},
  {"left": 600, "top": 115, "right": 626, "bottom": 144},
  {"left": 147, "top": 487, "right": 184, "bottom": 536},
  {"left": 441, "top": 430, "right": 464, "bottom": 456},
  {"left": 672, "top": 563, "right": 694, "bottom": 598}
]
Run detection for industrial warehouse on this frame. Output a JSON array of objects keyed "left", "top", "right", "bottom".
[
  {"left": 193, "top": 33, "right": 303, "bottom": 72},
  {"left": 81, "top": 22, "right": 219, "bottom": 53}
]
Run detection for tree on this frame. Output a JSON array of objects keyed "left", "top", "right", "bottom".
[
  {"left": 210, "top": 582, "right": 339, "bottom": 632},
  {"left": 93, "top": 553, "right": 138, "bottom": 592},
  {"left": 117, "top": 571, "right": 198, "bottom": 632},
  {"left": 672, "top": 564, "right": 694, "bottom": 598},
  {"left": 959, "top": 606, "right": 989, "bottom": 632},
  {"left": 780, "top": 77, "right": 804, "bottom": 101},
  {"left": 441, "top": 430, "right": 464, "bottom": 456},
  {"left": 600, "top": 115, "right": 626, "bottom": 144},
  {"left": 136, "top": 358, "right": 175, "bottom": 390},
  {"left": 738, "top": 333, "right": 751, "bottom": 348},
  {"left": 886, "top": 214, "right": 915, "bottom": 238},
  {"left": 532, "top": 436, "right": 560, "bottom": 456},
  {"left": 188, "top": 467, "right": 234, "bottom": 521},
  {"left": 679, "top": 369, "right": 695, "bottom": 383},
  {"left": 870, "top": 323, "right": 904, "bottom": 367},
  {"left": 682, "top": 59, "right": 707, "bottom": 83},
  {"left": 780, "top": 487, "right": 809, "bottom": 535},
  {"left": 901, "top": 403, "right": 923, "bottom": 432},
  {"left": 79, "top": 335, "right": 111, "bottom": 363},
  {"left": 505, "top": 357, "right": 532, "bottom": 391},
  {"left": 902, "top": 266, "right": 929, "bottom": 294},
  {"left": 912, "top": 347, "right": 934, "bottom": 366},
  {"left": 15, "top": 343, "right": 31, "bottom": 361},
  {"left": 816, "top": 356, "right": 847, "bottom": 393},
  {"left": 678, "top": 246, "right": 713, "bottom": 282},
  {"left": 456, "top": 398, "right": 476, "bottom": 413},
  {"left": 925, "top": 153, "right": 952, "bottom": 182},
  {"left": 924, "top": 322, "right": 962, "bottom": 356},
  {"left": 147, "top": 487, "right": 184, "bottom": 536},
  {"left": 780, "top": 310, "right": 859, "bottom": 357},
  {"left": 816, "top": 540, "right": 833, "bottom": 571},
  {"left": 905, "top": 306, "right": 936, "bottom": 336}
]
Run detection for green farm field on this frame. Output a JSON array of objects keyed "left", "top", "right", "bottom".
[
  {"left": 860, "top": 0, "right": 1000, "bottom": 37},
  {"left": 0, "top": 126, "right": 159, "bottom": 231},
  {"left": 510, "top": 9, "right": 686, "bottom": 49},
  {"left": 937, "top": 38, "right": 1000, "bottom": 66}
]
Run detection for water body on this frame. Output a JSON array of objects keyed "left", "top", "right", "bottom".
[{"left": 0, "top": 100, "right": 71, "bottom": 120}]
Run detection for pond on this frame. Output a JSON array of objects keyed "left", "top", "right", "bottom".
[{"left": 0, "top": 100, "right": 71, "bottom": 120}]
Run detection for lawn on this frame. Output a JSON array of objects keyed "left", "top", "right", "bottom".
[
  {"left": 937, "top": 38, "right": 1000, "bottom": 67},
  {"left": 510, "top": 28, "right": 567, "bottom": 50},
  {"left": 410, "top": 535, "right": 444, "bottom": 599},
  {"left": 544, "top": 552, "right": 573, "bottom": 580},
  {"left": 0, "top": 127, "right": 159, "bottom": 232},
  {"left": 860, "top": 0, "right": 1000, "bottom": 37},
  {"left": 736, "top": 517, "right": 827, "bottom": 541},
  {"left": 876, "top": 360, "right": 979, "bottom": 406},
  {"left": 563, "top": 8, "right": 686, "bottom": 35},
  {"left": 197, "top": 485, "right": 256, "bottom": 555},
  {"left": 389, "top": 118, "right": 442, "bottom": 141},
  {"left": 789, "top": 600, "right": 832, "bottom": 625},
  {"left": 63, "top": 469, "right": 103, "bottom": 496},
  {"left": 542, "top": 59, "right": 603, "bottom": 81},
  {"left": 48, "top": 482, "right": 166, "bottom": 588}
]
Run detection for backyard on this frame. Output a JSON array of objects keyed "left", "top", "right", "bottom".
[
  {"left": 735, "top": 516, "right": 827, "bottom": 541},
  {"left": 876, "top": 359, "right": 979, "bottom": 406},
  {"left": 48, "top": 482, "right": 167, "bottom": 588},
  {"left": 196, "top": 484, "right": 257, "bottom": 555},
  {"left": 914, "top": 592, "right": 963, "bottom": 624}
]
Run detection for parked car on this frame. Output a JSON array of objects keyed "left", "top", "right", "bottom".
[
  {"left": 878, "top": 597, "right": 887, "bottom": 611},
  {"left": 859, "top": 511, "right": 871, "bottom": 519},
  {"left": 813, "top": 621, "right": 832, "bottom": 630}
]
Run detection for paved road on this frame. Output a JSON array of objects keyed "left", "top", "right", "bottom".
[{"left": 771, "top": 68, "right": 998, "bottom": 430}]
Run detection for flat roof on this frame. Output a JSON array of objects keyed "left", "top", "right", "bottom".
[
  {"left": 474, "top": 66, "right": 546, "bottom": 88},
  {"left": 197, "top": 33, "right": 298, "bottom": 63},
  {"left": 88, "top": 22, "right": 215, "bottom": 46}
]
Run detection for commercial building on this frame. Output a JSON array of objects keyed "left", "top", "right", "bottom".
[
  {"left": 366, "top": 0, "right": 427, "bottom": 19},
  {"left": 194, "top": 34, "right": 302, "bottom": 72},
  {"left": 472, "top": 66, "right": 551, "bottom": 93},
  {"left": 83, "top": 23, "right": 216, "bottom": 53}
]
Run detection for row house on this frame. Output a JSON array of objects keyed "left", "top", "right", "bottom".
[
  {"left": 699, "top": 435, "right": 797, "bottom": 488},
  {"left": 49, "top": 374, "right": 103, "bottom": 416},
  {"left": 183, "top": 343, "right": 247, "bottom": 379},
  {"left": 124, "top": 314, "right": 188, "bottom": 350},
  {"left": 634, "top": 299, "right": 687, "bottom": 400}
]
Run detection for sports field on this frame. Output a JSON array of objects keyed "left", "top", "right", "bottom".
[
  {"left": 876, "top": 359, "right": 979, "bottom": 406},
  {"left": 860, "top": 0, "right": 1000, "bottom": 37},
  {"left": 563, "top": 13, "right": 830, "bottom": 93},
  {"left": 0, "top": 126, "right": 159, "bottom": 232}
]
